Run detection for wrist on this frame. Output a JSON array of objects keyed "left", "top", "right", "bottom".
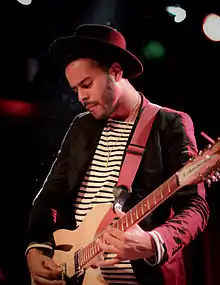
[
  {"left": 26, "top": 248, "right": 42, "bottom": 259},
  {"left": 26, "top": 243, "right": 54, "bottom": 258}
]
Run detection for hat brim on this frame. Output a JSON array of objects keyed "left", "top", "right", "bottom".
[{"left": 49, "top": 36, "right": 143, "bottom": 79}]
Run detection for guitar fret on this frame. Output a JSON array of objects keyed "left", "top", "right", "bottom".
[
  {"left": 95, "top": 241, "right": 99, "bottom": 255},
  {"left": 85, "top": 246, "right": 88, "bottom": 264},
  {"left": 124, "top": 217, "right": 128, "bottom": 229},
  {"left": 121, "top": 219, "right": 124, "bottom": 231},
  {"left": 147, "top": 199, "right": 150, "bottom": 209},
  {"left": 153, "top": 192, "right": 156, "bottom": 205},
  {"left": 81, "top": 250, "right": 84, "bottom": 267},
  {"left": 130, "top": 211, "right": 134, "bottom": 224},
  {"left": 81, "top": 250, "right": 84, "bottom": 266},
  {"left": 160, "top": 187, "right": 164, "bottom": 199},
  {"left": 141, "top": 201, "right": 144, "bottom": 215},
  {"left": 168, "top": 182, "right": 171, "bottom": 193},
  {"left": 90, "top": 245, "right": 93, "bottom": 260},
  {"left": 136, "top": 206, "right": 139, "bottom": 220},
  {"left": 88, "top": 244, "right": 91, "bottom": 261},
  {"left": 133, "top": 208, "right": 137, "bottom": 222},
  {"left": 85, "top": 248, "right": 88, "bottom": 264},
  {"left": 87, "top": 246, "right": 90, "bottom": 262}
]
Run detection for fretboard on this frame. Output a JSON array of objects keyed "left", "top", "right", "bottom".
[{"left": 76, "top": 173, "right": 179, "bottom": 268}]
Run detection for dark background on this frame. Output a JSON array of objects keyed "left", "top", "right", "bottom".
[{"left": 0, "top": 0, "right": 219, "bottom": 284}]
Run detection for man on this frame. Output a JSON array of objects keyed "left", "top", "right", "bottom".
[{"left": 25, "top": 24, "right": 209, "bottom": 285}]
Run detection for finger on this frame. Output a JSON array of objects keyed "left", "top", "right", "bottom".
[
  {"left": 96, "top": 257, "right": 121, "bottom": 267},
  {"left": 43, "top": 259, "right": 62, "bottom": 272},
  {"left": 105, "top": 227, "right": 125, "bottom": 241},
  {"left": 97, "top": 239, "right": 121, "bottom": 255},
  {"left": 36, "top": 268, "right": 62, "bottom": 280},
  {"left": 103, "top": 232, "right": 124, "bottom": 250},
  {"left": 90, "top": 252, "right": 105, "bottom": 268},
  {"left": 114, "top": 208, "right": 125, "bottom": 218},
  {"left": 34, "top": 275, "right": 65, "bottom": 285}
]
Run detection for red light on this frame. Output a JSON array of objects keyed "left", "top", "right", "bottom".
[{"left": 0, "top": 98, "right": 36, "bottom": 117}]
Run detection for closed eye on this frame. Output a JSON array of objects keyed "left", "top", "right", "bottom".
[{"left": 82, "top": 82, "right": 93, "bottom": 89}]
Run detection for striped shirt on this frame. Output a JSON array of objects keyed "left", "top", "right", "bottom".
[{"left": 73, "top": 118, "right": 140, "bottom": 284}]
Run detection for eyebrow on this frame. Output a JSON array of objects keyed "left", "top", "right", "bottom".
[{"left": 71, "top": 76, "right": 91, "bottom": 90}]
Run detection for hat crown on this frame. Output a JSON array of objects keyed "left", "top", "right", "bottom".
[
  {"left": 49, "top": 23, "right": 143, "bottom": 78},
  {"left": 74, "top": 24, "right": 126, "bottom": 50}
]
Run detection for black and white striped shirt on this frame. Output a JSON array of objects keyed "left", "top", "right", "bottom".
[{"left": 74, "top": 118, "right": 140, "bottom": 284}]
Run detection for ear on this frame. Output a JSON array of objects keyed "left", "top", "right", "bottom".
[{"left": 109, "top": 63, "right": 123, "bottom": 82}]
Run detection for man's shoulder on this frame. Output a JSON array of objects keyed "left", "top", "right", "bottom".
[
  {"left": 75, "top": 111, "right": 91, "bottom": 120},
  {"left": 159, "top": 106, "right": 192, "bottom": 122},
  {"left": 71, "top": 111, "right": 94, "bottom": 126},
  {"left": 68, "top": 111, "right": 104, "bottom": 132},
  {"left": 152, "top": 105, "right": 194, "bottom": 132}
]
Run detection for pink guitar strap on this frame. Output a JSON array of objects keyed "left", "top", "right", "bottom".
[{"left": 116, "top": 102, "right": 161, "bottom": 191}]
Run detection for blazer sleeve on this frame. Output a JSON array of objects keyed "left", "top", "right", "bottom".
[
  {"left": 25, "top": 115, "right": 79, "bottom": 252},
  {"left": 154, "top": 111, "right": 210, "bottom": 262}
]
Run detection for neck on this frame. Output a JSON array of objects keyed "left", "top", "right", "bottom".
[{"left": 109, "top": 79, "right": 141, "bottom": 122}]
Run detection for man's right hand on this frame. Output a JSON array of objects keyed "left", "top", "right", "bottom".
[{"left": 27, "top": 248, "right": 65, "bottom": 285}]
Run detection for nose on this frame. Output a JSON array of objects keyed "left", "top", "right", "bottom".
[{"left": 78, "top": 89, "right": 89, "bottom": 104}]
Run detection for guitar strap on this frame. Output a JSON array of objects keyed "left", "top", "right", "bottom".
[{"left": 116, "top": 102, "right": 161, "bottom": 192}]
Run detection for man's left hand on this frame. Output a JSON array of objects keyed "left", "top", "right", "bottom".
[{"left": 94, "top": 210, "right": 156, "bottom": 267}]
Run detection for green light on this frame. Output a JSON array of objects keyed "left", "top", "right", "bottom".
[{"left": 143, "top": 41, "right": 165, "bottom": 59}]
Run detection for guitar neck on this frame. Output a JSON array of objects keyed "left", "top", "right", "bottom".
[
  {"left": 113, "top": 173, "right": 179, "bottom": 231},
  {"left": 77, "top": 173, "right": 180, "bottom": 268}
]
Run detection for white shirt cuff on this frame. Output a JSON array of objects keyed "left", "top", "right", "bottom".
[
  {"left": 144, "top": 230, "right": 165, "bottom": 266},
  {"left": 25, "top": 243, "right": 53, "bottom": 256}
]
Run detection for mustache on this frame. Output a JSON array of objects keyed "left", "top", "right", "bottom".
[{"left": 83, "top": 101, "right": 97, "bottom": 107}]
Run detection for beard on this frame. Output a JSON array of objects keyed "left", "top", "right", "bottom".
[{"left": 100, "top": 74, "right": 119, "bottom": 118}]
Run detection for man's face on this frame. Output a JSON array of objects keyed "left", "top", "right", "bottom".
[{"left": 65, "top": 58, "right": 120, "bottom": 119}]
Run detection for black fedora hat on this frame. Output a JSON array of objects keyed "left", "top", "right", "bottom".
[{"left": 49, "top": 24, "right": 143, "bottom": 79}]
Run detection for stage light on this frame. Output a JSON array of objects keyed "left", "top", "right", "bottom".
[
  {"left": 202, "top": 13, "right": 220, "bottom": 42},
  {"left": 17, "top": 0, "right": 32, "bottom": 5},
  {"left": 0, "top": 99, "right": 36, "bottom": 117},
  {"left": 143, "top": 41, "right": 165, "bottom": 59},
  {"left": 166, "top": 6, "right": 186, "bottom": 23}
]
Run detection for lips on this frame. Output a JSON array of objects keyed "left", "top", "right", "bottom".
[{"left": 86, "top": 104, "right": 96, "bottom": 112}]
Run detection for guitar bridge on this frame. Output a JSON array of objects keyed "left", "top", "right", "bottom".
[{"left": 60, "top": 262, "right": 67, "bottom": 280}]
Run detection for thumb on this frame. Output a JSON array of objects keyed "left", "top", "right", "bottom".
[{"left": 114, "top": 208, "right": 126, "bottom": 219}]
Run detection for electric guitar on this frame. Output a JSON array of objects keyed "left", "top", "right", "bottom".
[{"left": 32, "top": 139, "right": 220, "bottom": 285}]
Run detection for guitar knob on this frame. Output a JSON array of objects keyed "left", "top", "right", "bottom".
[
  {"left": 205, "top": 178, "right": 212, "bottom": 187},
  {"left": 214, "top": 172, "right": 220, "bottom": 182},
  {"left": 211, "top": 175, "right": 217, "bottom": 182},
  {"left": 189, "top": 157, "right": 195, "bottom": 161},
  {"left": 215, "top": 171, "right": 220, "bottom": 178}
]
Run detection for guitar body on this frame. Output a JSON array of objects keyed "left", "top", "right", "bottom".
[{"left": 52, "top": 203, "right": 116, "bottom": 285}]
